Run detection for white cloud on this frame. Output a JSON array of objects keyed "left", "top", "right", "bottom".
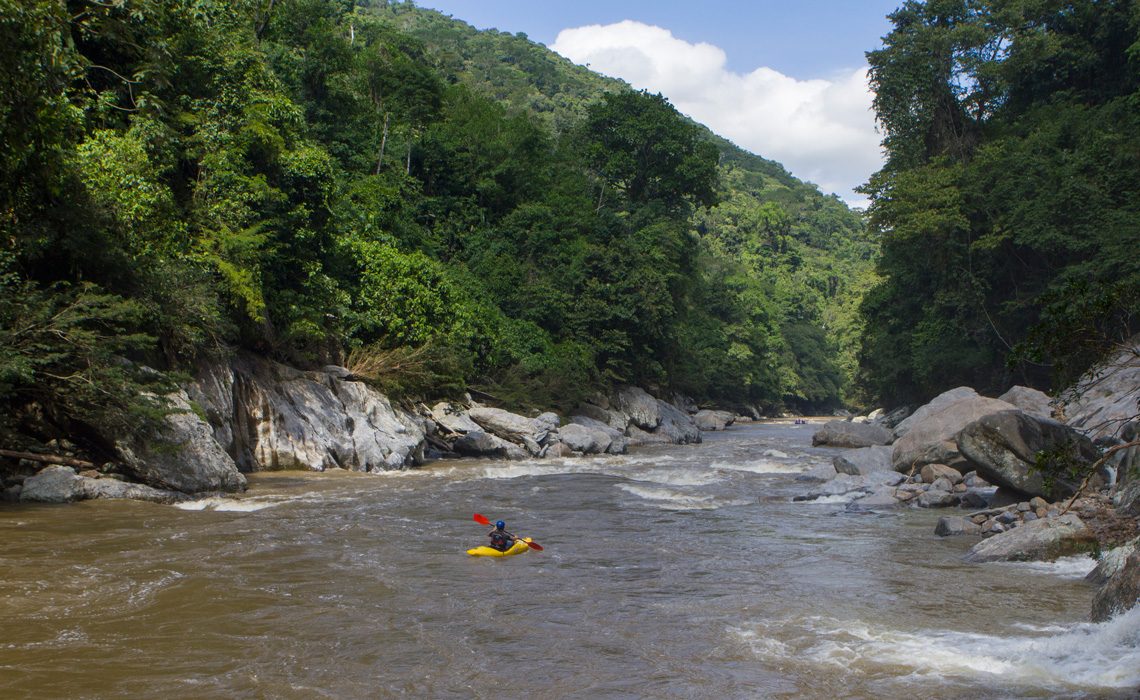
[{"left": 551, "top": 21, "right": 882, "bottom": 208}]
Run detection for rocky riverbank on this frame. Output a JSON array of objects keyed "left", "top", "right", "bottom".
[
  {"left": 804, "top": 338, "right": 1140, "bottom": 623},
  {"left": 2, "top": 352, "right": 747, "bottom": 506}
]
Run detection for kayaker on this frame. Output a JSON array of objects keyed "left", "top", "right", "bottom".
[{"left": 487, "top": 520, "right": 518, "bottom": 552}]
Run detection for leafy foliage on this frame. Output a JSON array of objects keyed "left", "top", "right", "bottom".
[
  {"left": 860, "top": 0, "right": 1140, "bottom": 405},
  {"left": 0, "top": 0, "right": 873, "bottom": 453}
]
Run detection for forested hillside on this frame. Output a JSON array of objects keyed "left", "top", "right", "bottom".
[
  {"left": 860, "top": 0, "right": 1140, "bottom": 406},
  {"left": 0, "top": 0, "right": 872, "bottom": 453}
]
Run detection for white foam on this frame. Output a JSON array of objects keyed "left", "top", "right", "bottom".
[
  {"left": 995, "top": 554, "right": 1098, "bottom": 580},
  {"left": 174, "top": 496, "right": 286, "bottom": 512},
  {"left": 616, "top": 483, "right": 720, "bottom": 510},
  {"left": 710, "top": 459, "right": 799, "bottom": 475},
  {"left": 798, "top": 493, "right": 862, "bottom": 505},
  {"left": 732, "top": 608, "right": 1140, "bottom": 691}
]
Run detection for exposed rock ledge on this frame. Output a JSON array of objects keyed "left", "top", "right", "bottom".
[{"left": 8, "top": 354, "right": 715, "bottom": 505}]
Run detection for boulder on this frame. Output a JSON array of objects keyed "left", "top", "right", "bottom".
[
  {"left": 654, "top": 400, "right": 702, "bottom": 445},
  {"left": 1087, "top": 536, "right": 1139, "bottom": 585},
  {"left": 574, "top": 403, "right": 628, "bottom": 431},
  {"left": 20, "top": 465, "right": 184, "bottom": 504},
  {"left": 956, "top": 410, "right": 1100, "bottom": 500},
  {"left": 616, "top": 386, "right": 661, "bottom": 431},
  {"left": 997, "top": 386, "right": 1054, "bottom": 420},
  {"left": 626, "top": 425, "right": 671, "bottom": 446},
  {"left": 921, "top": 463, "right": 963, "bottom": 484},
  {"left": 833, "top": 446, "right": 893, "bottom": 476},
  {"left": 890, "top": 394, "right": 1017, "bottom": 474},
  {"left": 116, "top": 391, "right": 247, "bottom": 493},
  {"left": 567, "top": 416, "right": 628, "bottom": 454},
  {"left": 1091, "top": 549, "right": 1140, "bottom": 622},
  {"left": 468, "top": 407, "right": 549, "bottom": 454},
  {"left": 892, "top": 387, "right": 980, "bottom": 439},
  {"left": 430, "top": 402, "right": 482, "bottom": 434},
  {"left": 873, "top": 405, "right": 912, "bottom": 430},
  {"left": 935, "top": 516, "right": 983, "bottom": 537},
  {"left": 453, "top": 431, "right": 526, "bottom": 460},
  {"left": 694, "top": 410, "right": 735, "bottom": 431},
  {"left": 963, "top": 513, "right": 1096, "bottom": 563},
  {"left": 811, "top": 420, "right": 892, "bottom": 448}
]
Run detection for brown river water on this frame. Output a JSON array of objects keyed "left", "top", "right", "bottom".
[{"left": 2, "top": 422, "right": 1138, "bottom": 699}]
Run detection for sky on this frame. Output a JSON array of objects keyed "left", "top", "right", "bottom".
[{"left": 413, "top": 1, "right": 903, "bottom": 208}]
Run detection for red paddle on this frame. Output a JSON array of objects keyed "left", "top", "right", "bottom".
[{"left": 473, "top": 513, "right": 544, "bottom": 551}]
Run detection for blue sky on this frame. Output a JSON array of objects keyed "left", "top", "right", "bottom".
[{"left": 413, "top": 1, "right": 903, "bottom": 206}]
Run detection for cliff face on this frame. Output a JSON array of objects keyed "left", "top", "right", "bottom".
[{"left": 187, "top": 354, "right": 427, "bottom": 474}]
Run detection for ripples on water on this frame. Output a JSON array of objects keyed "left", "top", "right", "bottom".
[{"left": 1, "top": 422, "right": 1137, "bottom": 699}]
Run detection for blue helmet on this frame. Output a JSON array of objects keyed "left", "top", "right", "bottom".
[{"left": 495, "top": 520, "right": 506, "bottom": 530}]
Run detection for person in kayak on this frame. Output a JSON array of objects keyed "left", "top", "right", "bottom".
[{"left": 487, "top": 520, "right": 518, "bottom": 552}]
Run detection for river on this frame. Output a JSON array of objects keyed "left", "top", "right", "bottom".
[{"left": 1, "top": 421, "right": 1137, "bottom": 699}]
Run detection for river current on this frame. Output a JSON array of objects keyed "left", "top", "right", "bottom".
[{"left": 2, "top": 421, "right": 1138, "bottom": 699}]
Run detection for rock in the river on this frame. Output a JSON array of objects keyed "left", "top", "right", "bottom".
[
  {"left": 935, "top": 516, "right": 983, "bottom": 537},
  {"left": 20, "top": 465, "right": 184, "bottom": 504},
  {"left": 562, "top": 417, "right": 627, "bottom": 455},
  {"left": 1091, "top": 549, "right": 1140, "bottom": 622},
  {"left": 430, "top": 402, "right": 482, "bottom": 434},
  {"left": 654, "top": 400, "right": 702, "bottom": 445},
  {"left": 956, "top": 410, "right": 1100, "bottom": 500},
  {"left": 616, "top": 386, "right": 661, "bottom": 431},
  {"left": 811, "top": 420, "right": 892, "bottom": 448},
  {"left": 963, "top": 513, "right": 1095, "bottom": 562},
  {"left": 833, "top": 446, "right": 893, "bottom": 475},
  {"left": 1087, "top": 536, "right": 1139, "bottom": 585},
  {"left": 452, "top": 431, "right": 527, "bottom": 460},
  {"left": 694, "top": 410, "right": 735, "bottom": 431},
  {"left": 892, "top": 387, "right": 980, "bottom": 439}
]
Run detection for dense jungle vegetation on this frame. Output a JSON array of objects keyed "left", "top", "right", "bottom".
[
  {"left": 859, "top": 0, "right": 1140, "bottom": 406},
  {"left": 0, "top": 0, "right": 874, "bottom": 448}
]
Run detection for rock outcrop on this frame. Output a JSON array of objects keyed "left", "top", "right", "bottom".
[
  {"left": 189, "top": 354, "right": 425, "bottom": 473},
  {"left": 832, "top": 446, "right": 893, "bottom": 476}
]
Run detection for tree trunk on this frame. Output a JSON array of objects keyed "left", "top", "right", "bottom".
[{"left": 374, "top": 112, "right": 390, "bottom": 175}]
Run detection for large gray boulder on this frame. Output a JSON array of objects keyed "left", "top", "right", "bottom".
[
  {"left": 20, "top": 465, "right": 184, "bottom": 504},
  {"left": 430, "top": 402, "right": 482, "bottom": 434},
  {"left": 963, "top": 513, "right": 1096, "bottom": 562},
  {"left": 1091, "top": 549, "right": 1140, "bottom": 622},
  {"left": 812, "top": 420, "right": 892, "bottom": 448},
  {"left": 574, "top": 403, "right": 628, "bottom": 431},
  {"left": 892, "top": 387, "right": 980, "bottom": 439},
  {"left": 833, "top": 446, "right": 893, "bottom": 475},
  {"left": 453, "top": 430, "right": 526, "bottom": 460},
  {"left": 566, "top": 416, "right": 627, "bottom": 454},
  {"left": 616, "top": 386, "right": 661, "bottom": 431},
  {"left": 694, "top": 410, "right": 735, "bottom": 431},
  {"left": 891, "top": 394, "right": 1017, "bottom": 474},
  {"left": 956, "top": 410, "right": 1100, "bottom": 500},
  {"left": 1087, "top": 536, "right": 1139, "bottom": 585},
  {"left": 467, "top": 406, "right": 558, "bottom": 455},
  {"left": 190, "top": 355, "right": 425, "bottom": 473},
  {"left": 997, "top": 386, "right": 1054, "bottom": 420},
  {"left": 654, "top": 399, "right": 702, "bottom": 445},
  {"left": 116, "top": 391, "right": 247, "bottom": 493}
]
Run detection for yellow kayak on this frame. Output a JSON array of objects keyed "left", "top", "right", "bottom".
[{"left": 467, "top": 537, "right": 533, "bottom": 557}]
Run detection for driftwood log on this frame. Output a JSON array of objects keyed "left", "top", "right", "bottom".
[{"left": 0, "top": 449, "right": 97, "bottom": 470}]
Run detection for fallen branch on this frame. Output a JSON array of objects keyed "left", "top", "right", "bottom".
[
  {"left": 0, "top": 449, "right": 98, "bottom": 470},
  {"left": 1060, "top": 439, "right": 1140, "bottom": 515}
]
